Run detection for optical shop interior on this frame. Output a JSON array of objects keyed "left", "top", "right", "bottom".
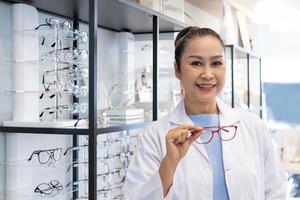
[{"left": 0, "top": 0, "right": 300, "bottom": 199}]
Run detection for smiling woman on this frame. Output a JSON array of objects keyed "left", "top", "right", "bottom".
[
  {"left": 174, "top": 28, "right": 226, "bottom": 114},
  {"left": 123, "top": 26, "right": 287, "bottom": 200}
]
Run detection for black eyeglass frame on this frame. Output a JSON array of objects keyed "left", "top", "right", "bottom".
[
  {"left": 28, "top": 148, "right": 62, "bottom": 165},
  {"left": 34, "top": 180, "right": 63, "bottom": 195}
]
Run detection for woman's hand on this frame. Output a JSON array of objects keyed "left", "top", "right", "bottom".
[
  {"left": 165, "top": 124, "right": 203, "bottom": 164},
  {"left": 159, "top": 125, "right": 203, "bottom": 197}
]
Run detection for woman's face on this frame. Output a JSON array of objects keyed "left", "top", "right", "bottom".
[{"left": 175, "top": 36, "right": 226, "bottom": 104}]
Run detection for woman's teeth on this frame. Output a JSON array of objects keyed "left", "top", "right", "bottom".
[{"left": 197, "top": 84, "right": 215, "bottom": 88}]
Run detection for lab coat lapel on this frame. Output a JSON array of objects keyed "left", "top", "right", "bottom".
[
  {"left": 168, "top": 100, "right": 209, "bottom": 161},
  {"left": 216, "top": 99, "right": 241, "bottom": 171},
  {"left": 217, "top": 99, "right": 241, "bottom": 200}
]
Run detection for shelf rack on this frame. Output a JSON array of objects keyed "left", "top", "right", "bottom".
[
  {"left": 225, "top": 45, "right": 262, "bottom": 118},
  {"left": 0, "top": 0, "right": 187, "bottom": 199}
]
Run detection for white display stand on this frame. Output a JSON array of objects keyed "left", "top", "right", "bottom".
[
  {"left": 12, "top": 3, "right": 39, "bottom": 122},
  {"left": 5, "top": 5, "right": 72, "bottom": 200},
  {"left": 116, "top": 32, "right": 135, "bottom": 107}
]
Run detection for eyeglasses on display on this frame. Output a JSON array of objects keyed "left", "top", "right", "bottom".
[
  {"left": 67, "top": 150, "right": 133, "bottom": 172},
  {"left": 39, "top": 79, "right": 64, "bottom": 100},
  {"left": 34, "top": 180, "right": 63, "bottom": 195},
  {"left": 43, "top": 65, "right": 88, "bottom": 79},
  {"left": 28, "top": 148, "right": 62, "bottom": 165},
  {"left": 40, "top": 80, "right": 88, "bottom": 99},
  {"left": 39, "top": 103, "right": 88, "bottom": 118},
  {"left": 40, "top": 47, "right": 88, "bottom": 64},
  {"left": 66, "top": 167, "right": 127, "bottom": 190},
  {"left": 40, "top": 30, "right": 88, "bottom": 48},
  {"left": 35, "top": 18, "right": 72, "bottom": 31},
  {"left": 74, "top": 116, "right": 107, "bottom": 128}
]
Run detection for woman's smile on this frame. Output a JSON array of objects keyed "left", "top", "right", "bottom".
[{"left": 195, "top": 83, "right": 217, "bottom": 93}]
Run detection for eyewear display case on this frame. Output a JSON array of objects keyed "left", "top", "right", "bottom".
[
  {"left": 0, "top": 0, "right": 187, "bottom": 200},
  {"left": 224, "top": 45, "right": 262, "bottom": 118}
]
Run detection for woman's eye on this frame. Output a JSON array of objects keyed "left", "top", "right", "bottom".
[
  {"left": 191, "top": 61, "right": 202, "bottom": 66},
  {"left": 212, "top": 61, "right": 223, "bottom": 66}
]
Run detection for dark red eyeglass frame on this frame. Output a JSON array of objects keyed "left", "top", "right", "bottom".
[{"left": 194, "top": 125, "right": 237, "bottom": 144}]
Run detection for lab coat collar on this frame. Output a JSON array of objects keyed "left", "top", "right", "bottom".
[{"left": 168, "top": 98, "right": 241, "bottom": 126}]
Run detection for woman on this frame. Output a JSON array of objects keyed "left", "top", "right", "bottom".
[{"left": 123, "top": 27, "right": 287, "bottom": 200}]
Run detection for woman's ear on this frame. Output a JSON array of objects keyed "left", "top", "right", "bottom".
[{"left": 174, "top": 62, "right": 181, "bottom": 80}]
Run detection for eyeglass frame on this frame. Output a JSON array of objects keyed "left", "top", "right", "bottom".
[
  {"left": 67, "top": 150, "right": 133, "bottom": 172},
  {"left": 74, "top": 117, "right": 107, "bottom": 128},
  {"left": 35, "top": 18, "right": 72, "bottom": 31},
  {"left": 34, "top": 179, "right": 63, "bottom": 195},
  {"left": 28, "top": 148, "right": 62, "bottom": 165},
  {"left": 40, "top": 30, "right": 88, "bottom": 48},
  {"left": 66, "top": 167, "right": 127, "bottom": 190},
  {"left": 40, "top": 47, "right": 88, "bottom": 64},
  {"left": 43, "top": 65, "right": 88, "bottom": 78},
  {"left": 194, "top": 124, "right": 238, "bottom": 144},
  {"left": 39, "top": 103, "right": 88, "bottom": 118},
  {"left": 40, "top": 78, "right": 88, "bottom": 99},
  {"left": 39, "top": 78, "right": 63, "bottom": 100}
]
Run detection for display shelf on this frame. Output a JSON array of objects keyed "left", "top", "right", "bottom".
[
  {"left": 5, "top": 0, "right": 186, "bottom": 33},
  {"left": 249, "top": 54, "right": 262, "bottom": 117},
  {"left": 96, "top": 121, "right": 150, "bottom": 134},
  {"left": 0, "top": 121, "right": 149, "bottom": 135},
  {"left": 0, "top": 1, "right": 178, "bottom": 200},
  {"left": 227, "top": 44, "right": 260, "bottom": 58},
  {"left": 0, "top": 126, "right": 88, "bottom": 135},
  {"left": 224, "top": 45, "right": 262, "bottom": 118}
]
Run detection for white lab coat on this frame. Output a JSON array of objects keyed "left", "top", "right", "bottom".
[{"left": 123, "top": 99, "right": 287, "bottom": 200}]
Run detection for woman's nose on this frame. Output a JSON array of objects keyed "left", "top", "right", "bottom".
[{"left": 200, "top": 65, "right": 214, "bottom": 80}]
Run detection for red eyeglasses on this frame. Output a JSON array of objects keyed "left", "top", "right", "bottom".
[{"left": 194, "top": 124, "right": 238, "bottom": 144}]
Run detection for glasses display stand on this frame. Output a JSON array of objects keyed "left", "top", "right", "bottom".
[
  {"left": 37, "top": 18, "right": 88, "bottom": 122},
  {"left": 221, "top": 45, "right": 262, "bottom": 118},
  {"left": 12, "top": 4, "right": 39, "bottom": 122}
]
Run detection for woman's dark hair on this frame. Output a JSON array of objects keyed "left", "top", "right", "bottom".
[{"left": 174, "top": 27, "right": 224, "bottom": 70}]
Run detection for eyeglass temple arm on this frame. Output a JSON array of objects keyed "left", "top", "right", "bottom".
[
  {"left": 27, "top": 152, "right": 35, "bottom": 161},
  {"left": 44, "top": 66, "right": 73, "bottom": 74},
  {"left": 34, "top": 23, "right": 51, "bottom": 30},
  {"left": 66, "top": 178, "right": 88, "bottom": 188},
  {"left": 63, "top": 144, "right": 88, "bottom": 155},
  {"left": 67, "top": 160, "right": 88, "bottom": 172},
  {"left": 74, "top": 118, "right": 83, "bottom": 128}
]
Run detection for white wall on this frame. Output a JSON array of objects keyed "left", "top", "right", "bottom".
[
  {"left": 0, "top": 1, "right": 12, "bottom": 197},
  {"left": 184, "top": 1, "right": 222, "bottom": 33},
  {"left": 0, "top": 1, "right": 13, "bottom": 122},
  {"left": 251, "top": 24, "right": 300, "bottom": 83}
]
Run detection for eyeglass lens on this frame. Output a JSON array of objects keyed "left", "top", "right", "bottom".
[
  {"left": 196, "top": 125, "right": 237, "bottom": 144},
  {"left": 29, "top": 148, "right": 62, "bottom": 165}
]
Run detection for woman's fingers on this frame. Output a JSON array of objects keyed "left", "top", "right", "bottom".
[
  {"left": 167, "top": 125, "right": 203, "bottom": 144},
  {"left": 187, "top": 128, "right": 203, "bottom": 144},
  {"left": 174, "top": 130, "right": 189, "bottom": 144}
]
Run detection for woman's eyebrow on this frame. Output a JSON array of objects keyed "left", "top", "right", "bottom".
[
  {"left": 187, "top": 55, "right": 203, "bottom": 59},
  {"left": 211, "top": 55, "right": 223, "bottom": 59},
  {"left": 187, "top": 55, "right": 223, "bottom": 59}
]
